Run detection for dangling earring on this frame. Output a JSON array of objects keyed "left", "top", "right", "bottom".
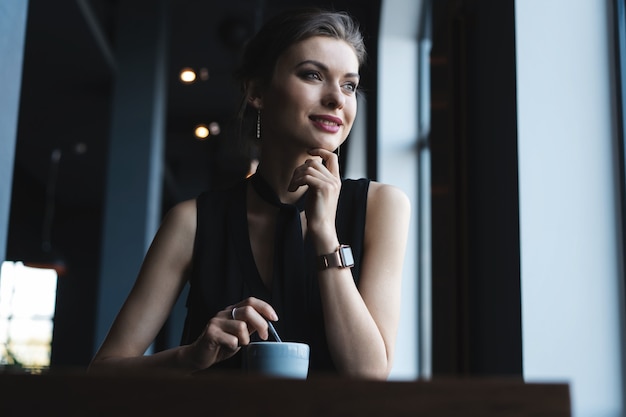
[
  {"left": 256, "top": 109, "right": 261, "bottom": 139},
  {"left": 336, "top": 145, "right": 341, "bottom": 158}
]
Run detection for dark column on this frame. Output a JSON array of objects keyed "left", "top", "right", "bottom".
[
  {"left": 0, "top": 1, "right": 29, "bottom": 262},
  {"left": 95, "top": 0, "right": 168, "bottom": 352},
  {"left": 430, "top": 0, "right": 522, "bottom": 376}
]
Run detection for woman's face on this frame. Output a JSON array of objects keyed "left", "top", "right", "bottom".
[{"left": 255, "top": 36, "right": 360, "bottom": 153}]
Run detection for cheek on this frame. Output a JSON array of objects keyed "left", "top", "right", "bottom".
[
  {"left": 263, "top": 89, "right": 294, "bottom": 123},
  {"left": 269, "top": 80, "right": 306, "bottom": 105},
  {"left": 345, "top": 98, "right": 358, "bottom": 125}
]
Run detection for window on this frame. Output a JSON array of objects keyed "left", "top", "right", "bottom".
[
  {"left": 616, "top": 1, "right": 626, "bottom": 263},
  {"left": 0, "top": 261, "right": 58, "bottom": 372},
  {"left": 417, "top": 0, "right": 433, "bottom": 378}
]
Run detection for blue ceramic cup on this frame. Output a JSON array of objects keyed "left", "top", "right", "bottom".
[{"left": 245, "top": 342, "right": 310, "bottom": 379}]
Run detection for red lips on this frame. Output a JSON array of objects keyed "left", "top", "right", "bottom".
[{"left": 310, "top": 115, "right": 342, "bottom": 124}]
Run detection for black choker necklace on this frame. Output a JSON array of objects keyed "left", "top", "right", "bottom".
[{"left": 250, "top": 172, "right": 307, "bottom": 212}]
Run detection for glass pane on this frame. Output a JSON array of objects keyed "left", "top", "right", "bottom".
[{"left": 0, "top": 261, "right": 57, "bottom": 370}]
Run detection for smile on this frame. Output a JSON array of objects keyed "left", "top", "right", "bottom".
[
  {"left": 309, "top": 115, "right": 343, "bottom": 126},
  {"left": 310, "top": 117, "right": 342, "bottom": 134}
]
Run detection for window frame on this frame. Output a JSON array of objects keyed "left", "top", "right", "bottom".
[{"left": 614, "top": 0, "right": 626, "bottom": 302}]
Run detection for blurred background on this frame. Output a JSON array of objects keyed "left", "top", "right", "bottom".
[{"left": 1, "top": 1, "right": 625, "bottom": 416}]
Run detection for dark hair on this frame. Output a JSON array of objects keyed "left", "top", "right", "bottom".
[{"left": 235, "top": 7, "right": 366, "bottom": 91}]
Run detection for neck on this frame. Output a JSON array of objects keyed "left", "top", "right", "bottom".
[
  {"left": 254, "top": 146, "right": 314, "bottom": 205},
  {"left": 254, "top": 164, "right": 305, "bottom": 205}
]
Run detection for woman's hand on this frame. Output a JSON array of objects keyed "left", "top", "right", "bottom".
[
  {"left": 288, "top": 148, "right": 341, "bottom": 245},
  {"left": 185, "top": 297, "right": 278, "bottom": 370}
]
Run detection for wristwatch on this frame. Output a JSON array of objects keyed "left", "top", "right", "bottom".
[{"left": 318, "top": 245, "right": 355, "bottom": 270}]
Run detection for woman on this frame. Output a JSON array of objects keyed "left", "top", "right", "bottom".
[{"left": 89, "top": 8, "right": 410, "bottom": 379}]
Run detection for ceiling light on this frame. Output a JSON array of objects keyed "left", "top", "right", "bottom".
[
  {"left": 194, "top": 124, "right": 210, "bottom": 139},
  {"left": 208, "top": 122, "right": 221, "bottom": 136},
  {"left": 200, "top": 68, "right": 209, "bottom": 81},
  {"left": 180, "top": 68, "right": 196, "bottom": 84},
  {"left": 74, "top": 142, "right": 87, "bottom": 155}
]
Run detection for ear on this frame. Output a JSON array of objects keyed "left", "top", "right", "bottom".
[{"left": 245, "top": 79, "right": 264, "bottom": 110}]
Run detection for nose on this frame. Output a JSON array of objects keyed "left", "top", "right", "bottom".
[{"left": 322, "top": 83, "right": 346, "bottom": 109}]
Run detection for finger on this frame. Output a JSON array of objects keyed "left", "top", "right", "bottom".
[
  {"left": 228, "top": 297, "right": 278, "bottom": 321},
  {"left": 291, "top": 168, "right": 341, "bottom": 199},
  {"left": 288, "top": 159, "right": 335, "bottom": 192},
  {"left": 232, "top": 305, "right": 271, "bottom": 341},
  {"left": 288, "top": 160, "right": 315, "bottom": 192},
  {"left": 308, "top": 148, "right": 339, "bottom": 177},
  {"left": 205, "top": 318, "right": 243, "bottom": 351},
  {"left": 240, "top": 296, "right": 279, "bottom": 321},
  {"left": 219, "top": 316, "right": 252, "bottom": 346},
  {"left": 227, "top": 297, "right": 278, "bottom": 341}
]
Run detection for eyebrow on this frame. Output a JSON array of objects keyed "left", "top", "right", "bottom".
[{"left": 295, "top": 60, "right": 360, "bottom": 79}]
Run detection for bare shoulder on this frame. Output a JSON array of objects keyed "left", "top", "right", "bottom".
[
  {"left": 363, "top": 181, "right": 410, "bottom": 253},
  {"left": 161, "top": 199, "right": 197, "bottom": 233},
  {"left": 141, "top": 198, "right": 198, "bottom": 276},
  {"left": 367, "top": 181, "right": 411, "bottom": 215},
  {"left": 152, "top": 199, "right": 198, "bottom": 252}
]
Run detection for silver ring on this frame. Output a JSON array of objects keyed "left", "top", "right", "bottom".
[{"left": 231, "top": 307, "right": 237, "bottom": 320}]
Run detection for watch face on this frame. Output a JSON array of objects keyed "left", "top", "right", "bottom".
[{"left": 340, "top": 245, "right": 354, "bottom": 267}]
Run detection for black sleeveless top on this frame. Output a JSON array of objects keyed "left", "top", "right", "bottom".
[{"left": 181, "top": 176, "right": 370, "bottom": 374}]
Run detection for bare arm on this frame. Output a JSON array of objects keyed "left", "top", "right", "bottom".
[
  {"left": 290, "top": 149, "right": 411, "bottom": 379},
  {"left": 88, "top": 199, "right": 198, "bottom": 373},
  {"left": 89, "top": 199, "right": 279, "bottom": 374},
  {"left": 317, "top": 183, "right": 410, "bottom": 379}
]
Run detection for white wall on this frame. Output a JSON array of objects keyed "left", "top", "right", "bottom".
[
  {"left": 377, "top": 0, "right": 423, "bottom": 380},
  {"left": 515, "top": 1, "right": 625, "bottom": 416}
]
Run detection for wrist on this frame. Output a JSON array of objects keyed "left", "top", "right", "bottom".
[
  {"left": 311, "top": 234, "right": 340, "bottom": 255},
  {"left": 178, "top": 344, "right": 204, "bottom": 372},
  {"left": 308, "top": 223, "right": 338, "bottom": 251},
  {"left": 318, "top": 245, "right": 355, "bottom": 270}
]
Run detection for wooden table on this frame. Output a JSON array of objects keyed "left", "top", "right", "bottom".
[{"left": 0, "top": 370, "right": 570, "bottom": 416}]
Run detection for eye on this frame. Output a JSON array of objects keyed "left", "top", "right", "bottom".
[
  {"left": 342, "top": 82, "right": 358, "bottom": 93},
  {"left": 299, "top": 70, "right": 322, "bottom": 81}
]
